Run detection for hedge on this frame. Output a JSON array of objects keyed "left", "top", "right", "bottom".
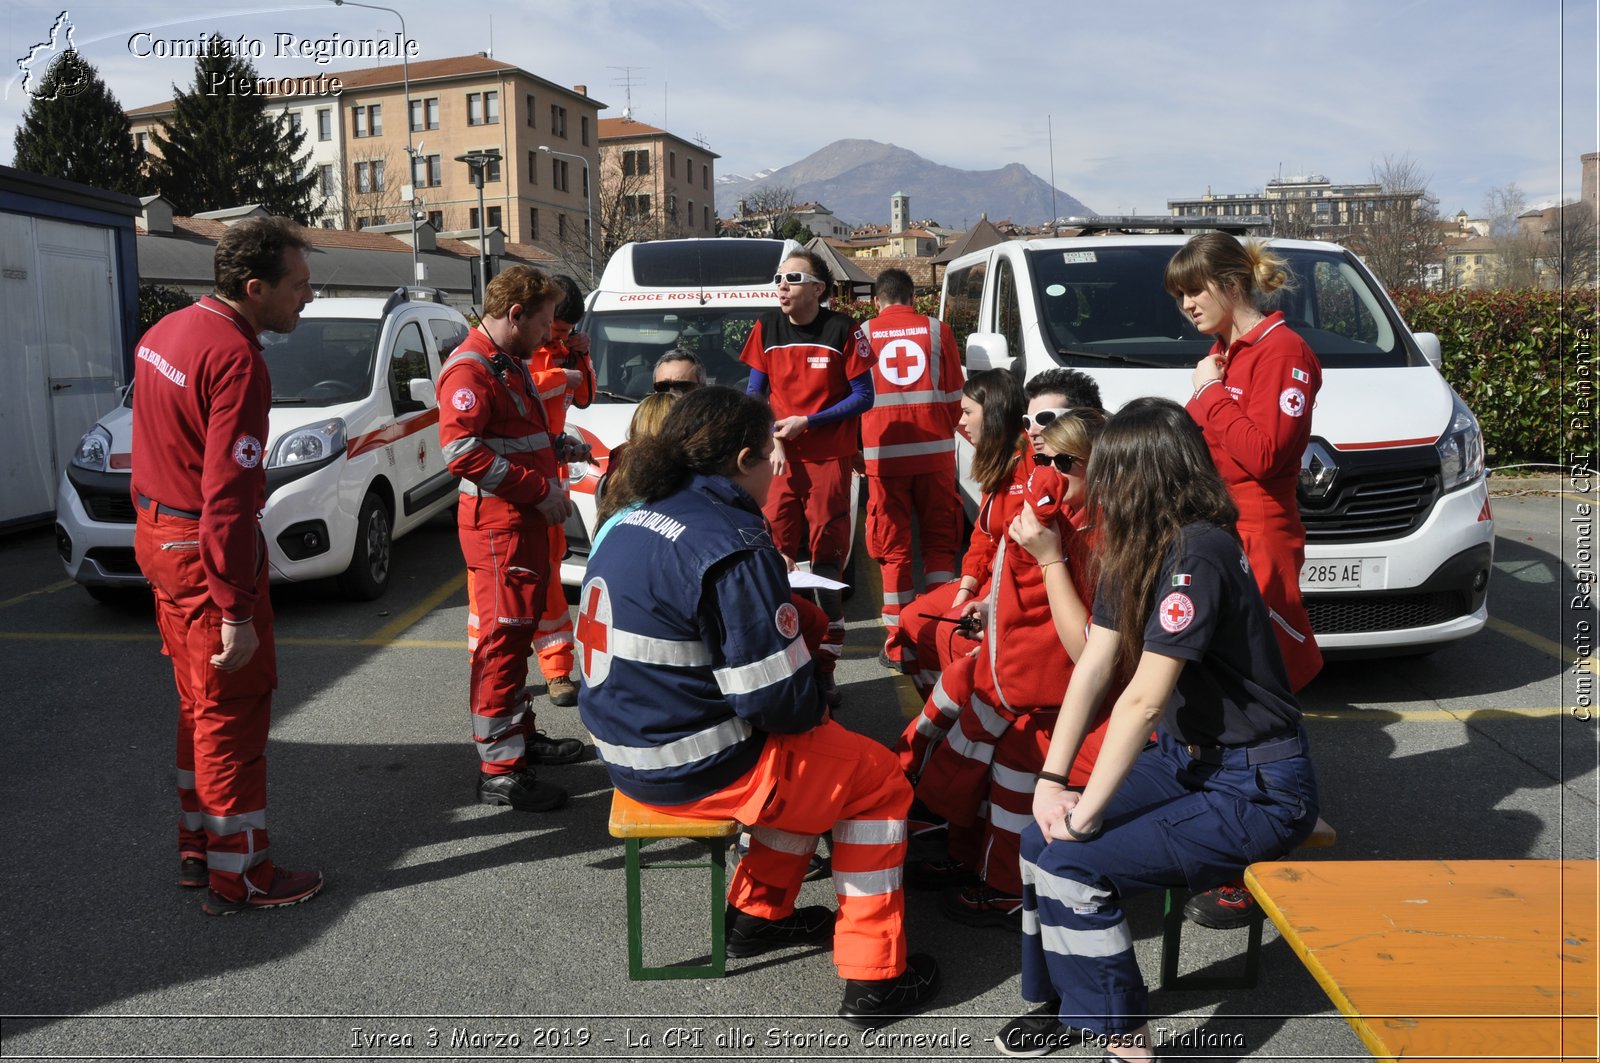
[{"left": 1391, "top": 288, "right": 1596, "bottom": 466}]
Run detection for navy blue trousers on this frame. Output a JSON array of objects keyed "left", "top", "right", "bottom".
[{"left": 1018, "top": 728, "right": 1319, "bottom": 1036}]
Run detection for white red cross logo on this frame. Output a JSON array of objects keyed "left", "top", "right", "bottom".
[
  {"left": 575, "top": 577, "right": 613, "bottom": 685},
  {"left": 1158, "top": 591, "right": 1195, "bottom": 633},
  {"left": 878, "top": 338, "right": 927, "bottom": 387},
  {"left": 1279, "top": 386, "right": 1307, "bottom": 418},
  {"left": 232, "top": 434, "right": 262, "bottom": 469}
]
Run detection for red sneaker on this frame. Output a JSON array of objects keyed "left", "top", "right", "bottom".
[
  {"left": 941, "top": 883, "right": 1024, "bottom": 929},
  {"left": 203, "top": 867, "right": 324, "bottom": 916},
  {"left": 1183, "top": 878, "right": 1257, "bottom": 929}
]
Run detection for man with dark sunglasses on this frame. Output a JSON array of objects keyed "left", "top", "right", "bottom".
[
  {"left": 652, "top": 347, "right": 706, "bottom": 393},
  {"left": 741, "top": 250, "right": 875, "bottom": 703}
]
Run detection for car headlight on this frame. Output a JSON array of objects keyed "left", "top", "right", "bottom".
[
  {"left": 1436, "top": 394, "right": 1485, "bottom": 492},
  {"left": 268, "top": 419, "right": 346, "bottom": 468},
  {"left": 71, "top": 425, "right": 112, "bottom": 472}
]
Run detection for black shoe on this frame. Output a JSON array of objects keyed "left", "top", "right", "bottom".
[
  {"left": 527, "top": 729, "right": 589, "bottom": 765},
  {"left": 545, "top": 675, "right": 579, "bottom": 707},
  {"left": 725, "top": 903, "right": 834, "bottom": 958},
  {"left": 837, "top": 953, "right": 941, "bottom": 1030},
  {"left": 994, "top": 999, "right": 1077, "bottom": 1057},
  {"left": 179, "top": 856, "right": 208, "bottom": 888},
  {"left": 942, "top": 883, "right": 1024, "bottom": 929},
  {"left": 877, "top": 647, "right": 914, "bottom": 674},
  {"left": 1183, "top": 879, "right": 1256, "bottom": 929},
  {"left": 906, "top": 856, "right": 979, "bottom": 891},
  {"left": 477, "top": 769, "right": 567, "bottom": 812}
]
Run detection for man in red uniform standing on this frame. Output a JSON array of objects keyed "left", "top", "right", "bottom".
[
  {"left": 440, "top": 266, "right": 586, "bottom": 813},
  {"left": 858, "top": 268, "right": 963, "bottom": 673},
  {"left": 132, "top": 216, "right": 323, "bottom": 915},
  {"left": 741, "top": 250, "right": 874, "bottom": 697},
  {"left": 522, "top": 276, "right": 593, "bottom": 708}
]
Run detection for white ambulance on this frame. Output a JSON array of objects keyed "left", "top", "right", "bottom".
[
  {"left": 560, "top": 237, "right": 859, "bottom": 587},
  {"left": 940, "top": 220, "right": 1493, "bottom": 655}
]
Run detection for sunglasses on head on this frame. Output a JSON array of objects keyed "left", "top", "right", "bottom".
[
  {"left": 773, "top": 270, "right": 822, "bottom": 286},
  {"left": 1033, "top": 451, "right": 1082, "bottom": 475},
  {"left": 653, "top": 379, "right": 699, "bottom": 394}
]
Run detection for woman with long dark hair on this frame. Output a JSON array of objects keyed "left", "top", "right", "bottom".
[
  {"left": 578, "top": 387, "right": 940, "bottom": 1029},
  {"left": 895, "top": 369, "right": 1027, "bottom": 694},
  {"left": 993, "top": 398, "right": 1319, "bottom": 1060}
]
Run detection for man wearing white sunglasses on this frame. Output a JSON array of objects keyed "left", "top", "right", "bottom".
[
  {"left": 1022, "top": 369, "right": 1102, "bottom": 455},
  {"left": 741, "top": 250, "right": 875, "bottom": 704}
]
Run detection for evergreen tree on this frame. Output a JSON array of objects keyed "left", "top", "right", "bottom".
[
  {"left": 149, "top": 36, "right": 317, "bottom": 223},
  {"left": 12, "top": 50, "right": 144, "bottom": 195}
]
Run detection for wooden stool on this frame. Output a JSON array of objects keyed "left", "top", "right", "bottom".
[
  {"left": 1159, "top": 817, "right": 1337, "bottom": 991},
  {"left": 607, "top": 789, "right": 741, "bottom": 981}
]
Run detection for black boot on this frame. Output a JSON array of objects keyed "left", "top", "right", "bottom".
[
  {"left": 724, "top": 903, "right": 834, "bottom": 958},
  {"left": 837, "top": 953, "right": 941, "bottom": 1029},
  {"left": 476, "top": 769, "right": 567, "bottom": 812}
]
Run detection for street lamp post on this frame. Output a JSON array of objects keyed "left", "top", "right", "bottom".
[
  {"left": 538, "top": 144, "right": 595, "bottom": 286},
  {"left": 455, "top": 150, "right": 500, "bottom": 303},
  {"left": 331, "top": 0, "right": 422, "bottom": 283}
]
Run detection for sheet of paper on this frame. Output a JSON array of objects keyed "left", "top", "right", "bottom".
[{"left": 788, "top": 570, "right": 849, "bottom": 591}]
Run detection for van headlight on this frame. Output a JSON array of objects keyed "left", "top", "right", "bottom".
[
  {"left": 268, "top": 419, "right": 346, "bottom": 468},
  {"left": 1435, "top": 394, "right": 1485, "bottom": 492},
  {"left": 71, "top": 425, "right": 112, "bottom": 472}
]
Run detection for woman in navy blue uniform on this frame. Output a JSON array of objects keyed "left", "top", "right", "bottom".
[{"left": 994, "top": 397, "right": 1320, "bottom": 1060}]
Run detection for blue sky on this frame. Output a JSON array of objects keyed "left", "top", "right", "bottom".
[{"left": 3, "top": 0, "right": 1595, "bottom": 221}]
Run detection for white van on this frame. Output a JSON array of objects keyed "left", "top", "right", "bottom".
[
  {"left": 940, "top": 221, "right": 1492, "bottom": 655},
  {"left": 560, "top": 237, "right": 859, "bottom": 586}
]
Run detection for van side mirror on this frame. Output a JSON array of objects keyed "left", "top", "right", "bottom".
[
  {"left": 1413, "top": 332, "right": 1443, "bottom": 371},
  {"left": 408, "top": 377, "right": 438, "bottom": 408},
  {"left": 965, "top": 332, "right": 1012, "bottom": 373}
]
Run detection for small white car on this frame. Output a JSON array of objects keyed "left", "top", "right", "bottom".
[{"left": 55, "top": 288, "right": 471, "bottom": 601}]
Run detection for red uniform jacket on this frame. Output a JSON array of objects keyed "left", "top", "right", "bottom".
[
  {"left": 859, "top": 305, "right": 963, "bottom": 477},
  {"left": 739, "top": 308, "right": 871, "bottom": 462},
  {"left": 130, "top": 296, "right": 270, "bottom": 623},
  {"left": 960, "top": 450, "right": 1029, "bottom": 587},
  {"left": 438, "top": 328, "right": 561, "bottom": 528},
  {"left": 526, "top": 332, "right": 594, "bottom": 436}
]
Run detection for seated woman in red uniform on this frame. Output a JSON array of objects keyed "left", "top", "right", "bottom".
[
  {"left": 1166, "top": 231, "right": 1324, "bottom": 930},
  {"left": 895, "top": 369, "right": 1027, "bottom": 697},
  {"left": 896, "top": 410, "right": 1111, "bottom": 928}
]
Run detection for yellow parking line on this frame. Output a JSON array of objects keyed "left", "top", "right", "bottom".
[
  {"left": 362, "top": 571, "right": 467, "bottom": 644},
  {"left": 0, "top": 579, "right": 75, "bottom": 610},
  {"left": 1487, "top": 616, "right": 1596, "bottom": 673}
]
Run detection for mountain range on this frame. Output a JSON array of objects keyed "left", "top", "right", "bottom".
[{"left": 713, "top": 139, "right": 1093, "bottom": 229}]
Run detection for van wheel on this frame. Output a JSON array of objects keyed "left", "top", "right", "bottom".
[{"left": 340, "top": 493, "right": 392, "bottom": 600}]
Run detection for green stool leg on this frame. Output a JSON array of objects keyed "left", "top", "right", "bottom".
[
  {"left": 1160, "top": 887, "right": 1184, "bottom": 989},
  {"left": 708, "top": 838, "right": 727, "bottom": 978},
  {"left": 625, "top": 838, "right": 646, "bottom": 981},
  {"left": 1160, "top": 885, "right": 1266, "bottom": 991},
  {"left": 622, "top": 836, "right": 729, "bottom": 981}
]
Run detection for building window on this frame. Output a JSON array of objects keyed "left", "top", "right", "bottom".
[
  {"left": 321, "top": 219, "right": 335, "bottom": 229},
  {"left": 703, "top": 163, "right": 709, "bottom": 190},
  {"left": 558, "top": 214, "right": 568, "bottom": 240},
  {"left": 410, "top": 97, "right": 439, "bottom": 131},
  {"left": 318, "top": 164, "right": 334, "bottom": 195},
  {"left": 552, "top": 158, "right": 569, "bottom": 192},
  {"left": 527, "top": 150, "right": 539, "bottom": 185},
  {"left": 529, "top": 208, "right": 539, "bottom": 240},
  {"left": 622, "top": 148, "right": 650, "bottom": 176},
  {"left": 703, "top": 204, "right": 709, "bottom": 229},
  {"left": 467, "top": 91, "right": 499, "bottom": 126},
  {"left": 581, "top": 165, "right": 589, "bottom": 199},
  {"left": 427, "top": 210, "right": 443, "bottom": 229},
  {"left": 623, "top": 194, "right": 651, "bottom": 219},
  {"left": 550, "top": 104, "right": 567, "bottom": 138},
  {"left": 317, "top": 108, "right": 331, "bottom": 141},
  {"left": 135, "top": 132, "right": 150, "bottom": 154},
  {"left": 469, "top": 207, "right": 479, "bottom": 229},
  {"left": 525, "top": 93, "right": 535, "bottom": 127},
  {"left": 487, "top": 206, "right": 502, "bottom": 229},
  {"left": 688, "top": 199, "right": 694, "bottom": 228},
  {"left": 352, "top": 103, "right": 381, "bottom": 137},
  {"left": 581, "top": 115, "right": 590, "bottom": 146},
  {"left": 357, "top": 215, "right": 386, "bottom": 228},
  {"left": 669, "top": 150, "right": 676, "bottom": 178},
  {"left": 289, "top": 112, "right": 303, "bottom": 135},
  {"left": 354, "top": 160, "right": 385, "bottom": 193},
  {"left": 412, "top": 154, "right": 442, "bottom": 188},
  {"left": 483, "top": 154, "right": 502, "bottom": 182}
]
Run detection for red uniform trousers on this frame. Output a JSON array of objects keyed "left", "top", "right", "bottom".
[
  {"left": 653, "top": 719, "right": 911, "bottom": 980},
  {"left": 896, "top": 580, "right": 982, "bottom": 697},
  {"left": 764, "top": 455, "right": 853, "bottom": 661},
  {"left": 460, "top": 504, "right": 550, "bottom": 775},
  {"left": 532, "top": 523, "right": 575, "bottom": 681},
  {"left": 135, "top": 507, "right": 277, "bottom": 901},
  {"left": 1233, "top": 479, "right": 1323, "bottom": 692},
  {"left": 866, "top": 468, "right": 962, "bottom": 663}
]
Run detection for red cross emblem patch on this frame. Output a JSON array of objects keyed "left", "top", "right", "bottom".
[
  {"left": 575, "top": 578, "right": 613, "bottom": 686},
  {"left": 1279, "top": 387, "right": 1307, "bottom": 418},
  {"left": 878, "top": 338, "right": 927, "bottom": 387},
  {"left": 775, "top": 602, "right": 800, "bottom": 641},
  {"left": 451, "top": 387, "right": 477, "bottom": 412},
  {"left": 231, "top": 434, "right": 262, "bottom": 469},
  {"left": 1158, "top": 591, "right": 1195, "bottom": 633}
]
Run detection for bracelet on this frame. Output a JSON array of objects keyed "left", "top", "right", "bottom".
[
  {"left": 1039, "top": 558, "right": 1065, "bottom": 572},
  {"left": 1036, "top": 770, "right": 1071, "bottom": 787},
  {"left": 1063, "top": 812, "right": 1103, "bottom": 842},
  {"left": 1192, "top": 378, "right": 1222, "bottom": 400}
]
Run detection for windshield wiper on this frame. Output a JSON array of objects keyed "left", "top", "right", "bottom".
[
  {"left": 271, "top": 397, "right": 310, "bottom": 404},
  {"left": 1056, "top": 347, "right": 1171, "bottom": 369},
  {"left": 593, "top": 390, "right": 638, "bottom": 403}
]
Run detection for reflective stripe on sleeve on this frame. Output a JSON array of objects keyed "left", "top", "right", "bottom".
[
  {"left": 203, "top": 809, "right": 268, "bottom": 835},
  {"left": 833, "top": 866, "right": 903, "bottom": 897},
  {"left": 533, "top": 631, "right": 574, "bottom": 651},
  {"left": 862, "top": 439, "right": 957, "bottom": 461},
  {"left": 484, "top": 434, "right": 552, "bottom": 455},
  {"left": 714, "top": 637, "right": 810, "bottom": 696},
  {"left": 751, "top": 825, "right": 818, "bottom": 856},
  {"left": 914, "top": 714, "right": 947, "bottom": 743},
  {"left": 832, "top": 818, "right": 906, "bottom": 846},
  {"left": 442, "top": 436, "right": 480, "bottom": 462},
  {"left": 477, "top": 455, "right": 512, "bottom": 493},
  {"left": 611, "top": 628, "right": 714, "bottom": 668},
  {"left": 592, "top": 717, "right": 753, "bottom": 771}
]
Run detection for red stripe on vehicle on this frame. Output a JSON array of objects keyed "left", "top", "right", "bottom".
[
  {"left": 1334, "top": 436, "right": 1437, "bottom": 451},
  {"left": 347, "top": 409, "right": 441, "bottom": 458}
]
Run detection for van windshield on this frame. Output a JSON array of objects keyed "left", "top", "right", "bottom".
[
  {"left": 1027, "top": 245, "right": 1416, "bottom": 369},
  {"left": 260, "top": 319, "right": 381, "bottom": 405},
  {"left": 583, "top": 308, "right": 761, "bottom": 401}
]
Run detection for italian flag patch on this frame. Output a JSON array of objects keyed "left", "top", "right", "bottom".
[
  {"left": 1291, "top": 368, "right": 1310, "bottom": 383},
  {"left": 1172, "top": 574, "right": 1192, "bottom": 586}
]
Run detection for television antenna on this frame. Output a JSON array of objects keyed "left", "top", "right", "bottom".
[{"left": 609, "top": 65, "right": 646, "bottom": 120}]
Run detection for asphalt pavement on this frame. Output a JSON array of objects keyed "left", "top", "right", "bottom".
[{"left": 0, "top": 474, "right": 1594, "bottom": 1061}]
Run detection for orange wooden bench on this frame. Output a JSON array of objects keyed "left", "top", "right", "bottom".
[{"left": 607, "top": 789, "right": 741, "bottom": 981}]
